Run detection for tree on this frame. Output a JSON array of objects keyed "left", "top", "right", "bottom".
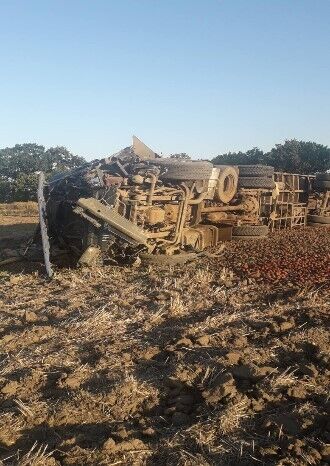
[
  {"left": 0, "top": 143, "right": 86, "bottom": 203},
  {"left": 212, "top": 140, "right": 330, "bottom": 174},
  {"left": 44, "top": 146, "right": 86, "bottom": 173},
  {"left": 0, "top": 144, "right": 46, "bottom": 180},
  {"left": 212, "top": 147, "right": 264, "bottom": 166},
  {"left": 266, "top": 140, "right": 330, "bottom": 174},
  {"left": 0, "top": 179, "right": 12, "bottom": 203},
  {"left": 12, "top": 173, "right": 39, "bottom": 202}
]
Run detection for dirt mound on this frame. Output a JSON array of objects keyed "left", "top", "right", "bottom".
[
  {"left": 0, "top": 215, "right": 38, "bottom": 269},
  {"left": 0, "top": 228, "right": 329, "bottom": 465}
]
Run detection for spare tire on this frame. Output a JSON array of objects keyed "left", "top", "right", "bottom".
[
  {"left": 315, "top": 173, "right": 330, "bottom": 182},
  {"left": 215, "top": 166, "right": 238, "bottom": 203},
  {"left": 314, "top": 180, "right": 330, "bottom": 191},
  {"left": 232, "top": 225, "right": 269, "bottom": 236},
  {"left": 307, "top": 214, "right": 330, "bottom": 224},
  {"left": 238, "top": 165, "right": 274, "bottom": 177},
  {"left": 153, "top": 160, "right": 213, "bottom": 181},
  {"left": 238, "top": 177, "right": 275, "bottom": 189}
]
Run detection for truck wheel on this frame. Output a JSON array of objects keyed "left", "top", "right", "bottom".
[
  {"left": 232, "top": 225, "right": 269, "bottom": 236},
  {"left": 238, "top": 165, "right": 274, "bottom": 177},
  {"left": 238, "top": 177, "right": 275, "bottom": 189},
  {"left": 215, "top": 167, "right": 238, "bottom": 203},
  {"left": 155, "top": 160, "right": 213, "bottom": 181},
  {"left": 307, "top": 215, "right": 330, "bottom": 224}
]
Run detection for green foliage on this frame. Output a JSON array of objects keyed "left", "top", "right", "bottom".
[
  {"left": 212, "top": 140, "right": 330, "bottom": 174},
  {"left": 267, "top": 140, "right": 330, "bottom": 174},
  {"left": 0, "top": 179, "right": 12, "bottom": 203},
  {"left": 213, "top": 147, "right": 264, "bottom": 166},
  {"left": 44, "top": 146, "right": 86, "bottom": 173},
  {"left": 11, "top": 173, "right": 40, "bottom": 201},
  {"left": 0, "top": 143, "right": 86, "bottom": 203}
]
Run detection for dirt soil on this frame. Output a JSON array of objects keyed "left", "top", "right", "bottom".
[
  {"left": 0, "top": 215, "right": 38, "bottom": 249},
  {"left": 0, "top": 222, "right": 329, "bottom": 466}
]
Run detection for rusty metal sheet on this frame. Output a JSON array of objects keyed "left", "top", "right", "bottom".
[
  {"left": 77, "top": 198, "right": 148, "bottom": 245},
  {"left": 217, "top": 225, "right": 233, "bottom": 242},
  {"left": 132, "top": 136, "right": 157, "bottom": 159}
]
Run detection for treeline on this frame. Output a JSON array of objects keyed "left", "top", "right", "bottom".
[
  {"left": 212, "top": 139, "right": 330, "bottom": 174},
  {"left": 0, "top": 144, "right": 85, "bottom": 203},
  {"left": 0, "top": 139, "right": 329, "bottom": 203}
]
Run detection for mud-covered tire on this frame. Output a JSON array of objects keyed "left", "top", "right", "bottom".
[
  {"left": 307, "top": 214, "right": 330, "bottom": 224},
  {"left": 314, "top": 180, "right": 330, "bottom": 191},
  {"left": 238, "top": 177, "right": 275, "bottom": 189},
  {"left": 315, "top": 173, "right": 330, "bottom": 182},
  {"left": 232, "top": 235, "right": 267, "bottom": 241},
  {"left": 140, "top": 252, "right": 197, "bottom": 265},
  {"left": 238, "top": 165, "right": 274, "bottom": 177},
  {"left": 154, "top": 160, "right": 213, "bottom": 181},
  {"left": 232, "top": 225, "right": 269, "bottom": 236},
  {"left": 215, "top": 166, "right": 238, "bottom": 203}
]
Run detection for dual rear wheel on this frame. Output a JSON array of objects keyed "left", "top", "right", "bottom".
[{"left": 238, "top": 165, "right": 275, "bottom": 190}]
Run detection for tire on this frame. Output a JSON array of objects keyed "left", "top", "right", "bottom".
[
  {"left": 232, "top": 235, "right": 267, "bottom": 241},
  {"left": 215, "top": 166, "right": 238, "bottom": 203},
  {"left": 238, "top": 177, "right": 275, "bottom": 189},
  {"left": 307, "top": 215, "right": 330, "bottom": 224},
  {"left": 316, "top": 173, "right": 330, "bottom": 182},
  {"left": 238, "top": 165, "right": 274, "bottom": 177},
  {"left": 153, "top": 160, "right": 213, "bottom": 181},
  {"left": 232, "top": 225, "right": 269, "bottom": 237},
  {"left": 314, "top": 180, "right": 330, "bottom": 191}
]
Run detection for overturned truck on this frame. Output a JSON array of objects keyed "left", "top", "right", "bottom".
[{"left": 40, "top": 137, "right": 329, "bottom": 269}]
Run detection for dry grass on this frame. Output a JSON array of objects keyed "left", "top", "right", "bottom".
[
  {"left": 17, "top": 443, "right": 54, "bottom": 466},
  {"left": 0, "top": 202, "right": 38, "bottom": 217},
  {"left": 218, "top": 398, "right": 252, "bottom": 434},
  {"left": 270, "top": 367, "right": 298, "bottom": 390},
  {"left": 192, "top": 267, "right": 214, "bottom": 287},
  {"left": 169, "top": 295, "right": 186, "bottom": 316},
  {"left": 0, "top": 413, "right": 24, "bottom": 447}
]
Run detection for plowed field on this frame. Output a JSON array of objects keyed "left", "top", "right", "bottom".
[{"left": 0, "top": 222, "right": 329, "bottom": 465}]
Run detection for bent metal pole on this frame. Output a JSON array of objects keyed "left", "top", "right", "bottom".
[{"left": 37, "top": 172, "right": 53, "bottom": 278}]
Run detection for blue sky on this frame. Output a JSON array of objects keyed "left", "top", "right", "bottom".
[{"left": 0, "top": 0, "right": 329, "bottom": 160}]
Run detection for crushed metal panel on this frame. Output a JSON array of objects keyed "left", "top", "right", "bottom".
[
  {"left": 77, "top": 197, "right": 148, "bottom": 245},
  {"left": 132, "top": 136, "right": 157, "bottom": 159}
]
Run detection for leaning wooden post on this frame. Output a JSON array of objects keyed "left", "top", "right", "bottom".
[{"left": 37, "top": 172, "right": 53, "bottom": 278}]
